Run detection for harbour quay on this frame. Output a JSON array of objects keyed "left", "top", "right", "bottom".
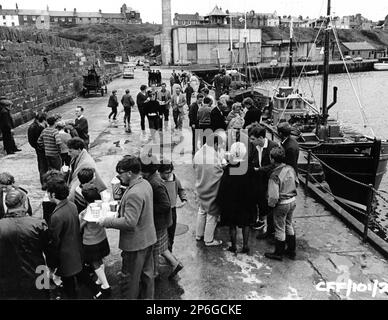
[{"left": 1, "top": 67, "right": 388, "bottom": 300}]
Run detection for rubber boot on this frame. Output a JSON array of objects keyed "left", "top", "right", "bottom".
[
  {"left": 265, "top": 240, "right": 285, "bottom": 261},
  {"left": 284, "top": 235, "right": 296, "bottom": 260}
]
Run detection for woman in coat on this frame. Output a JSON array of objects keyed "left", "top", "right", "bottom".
[{"left": 216, "top": 142, "right": 256, "bottom": 254}]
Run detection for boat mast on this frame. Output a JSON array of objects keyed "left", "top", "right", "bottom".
[
  {"left": 243, "top": 11, "right": 250, "bottom": 87},
  {"left": 321, "top": 0, "right": 331, "bottom": 125},
  {"left": 288, "top": 17, "right": 293, "bottom": 87}
]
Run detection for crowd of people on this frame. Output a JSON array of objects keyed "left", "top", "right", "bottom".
[{"left": 0, "top": 67, "right": 302, "bottom": 301}]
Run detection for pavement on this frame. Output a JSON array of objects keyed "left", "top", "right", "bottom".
[{"left": 1, "top": 67, "right": 388, "bottom": 300}]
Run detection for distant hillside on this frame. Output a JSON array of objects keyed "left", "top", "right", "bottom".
[
  {"left": 53, "top": 23, "right": 162, "bottom": 59},
  {"left": 261, "top": 26, "right": 388, "bottom": 49},
  {"left": 49, "top": 24, "right": 388, "bottom": 60}
]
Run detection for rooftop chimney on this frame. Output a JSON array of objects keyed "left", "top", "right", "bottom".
[
  {"left": 64, "top": 8, "right": 66, "bottom": 11},
  {"left": 99, "top": 9, "right": 102, "bottom": 13},
  {"left": 74, "top": 8, "right": 76, "bottom": 13}
]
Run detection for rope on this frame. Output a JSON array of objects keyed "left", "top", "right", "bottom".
[
  {"left": 304, "top": 150, "right": 388, "bottom": 208},
  {"left": 299, "top": 168, "right": 368, "bottom": 217},
  {"left": 331, "top": 25, "right": 375, "bottom": 137}
]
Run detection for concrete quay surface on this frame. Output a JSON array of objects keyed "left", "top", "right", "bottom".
[{"left": 1, "top": 67, "right": 388, "bottom": 300}]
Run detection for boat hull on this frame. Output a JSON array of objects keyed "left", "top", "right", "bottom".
[{"left": 299, "top": 140, "right": 388, "bottom": 206}]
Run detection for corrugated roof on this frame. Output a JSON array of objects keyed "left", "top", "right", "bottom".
[
  {"left": 0, "top": 9, "right": 18, "bottom": 15},
  {"left": 18, "top": 9, "right": 49, "bottom": 16},
  {"left": 77, "top": 12, "right": 102, "bottom": 18},
  {"left": 174, "top": 14, "right": 203, "bottom": 21},
  {"left": 49, "top": 11, "right": 75, "bottom": 17},
  {"left": 342, "top": 42, "right": 376, "bottom": 50},
  {"left": 207, "top": 6, "right": 226, "bottom": 16}
]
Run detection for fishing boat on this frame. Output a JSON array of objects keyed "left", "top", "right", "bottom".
[
  {"left": 264, "top": 0, "right": 388, "bottom": 211},
  {"left": 374, "top": 57, "right": 388, "bottom": 71}
]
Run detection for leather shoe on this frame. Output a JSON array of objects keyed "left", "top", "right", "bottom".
[{"left": 168, "top": 263, "right": 183, "bottom": 280}]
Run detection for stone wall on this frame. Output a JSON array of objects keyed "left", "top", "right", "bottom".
[{"left": 0, "top": 27, "right": 121, "bottom": 127}]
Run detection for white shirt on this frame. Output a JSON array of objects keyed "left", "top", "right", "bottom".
[
  {"left": 256, "top": 138, "right": 269, "bottom": 167},
  {"left": 2, "top": 192, "right": 7, "bottom": 213}
]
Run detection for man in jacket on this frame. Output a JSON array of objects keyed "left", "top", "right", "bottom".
[
  {"left": 121, "top": 90, "right": 135, "bottom": 133},
  {"left": 248, "top": 125, "right": 278, "bottom": 239},
  {"left": 193, "top": 133, "right": 224, "bottom": 247},
  {"left": 108, "top": 90, "right": 119, "bottom": 122},
  {"left": 99, "top": 156, "right": 157, "bottom": 299},
  {"left": 171, "top": 87, "right": 186, "bottom": 131},
  {"left": 46, "top": 177, "right": 83, "bottom": 299},
  {"left": 137, "top": 85, "right": 149, "bottom": 135},
  {"left": 74, "top": 106, "right": 90, "bottom": 150},
  {"left": 210, "top": 101, "right": 227, "bottom": 132},
  {"left": 28, "top": 111, "right": 48, "bottom": 185},
  {"left": 0, "top": 97, "right": 21, "bottom": 155},
  {"left": 157, "top": 83, "right": 172, "bottom": 128},
  {"left": 188, "top": 93, "right": 204, "bottom": 156},
  {"left": 184, "top": 83, "right": 194, "bottom": 107},
  {"left": 278, "top": 122, "right": 300, "bottom": 175},
  {"left": 66, "top": 138, "right": 106, "bottom": 202},
  {"left": 0, "top": 188, "right": 50, "bottom": 299},
  {"left": 265, "top": 147, "right": 298, "bottom": 261},
  {"left": 243, "top": 97, "right": 262, "bottom": 129}
]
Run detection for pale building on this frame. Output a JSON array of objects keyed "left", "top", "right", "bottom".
[
  {"left": 171, "top": 25, "right": 261, "bottom": 65},
  {"left": 0, "top": 7, "right": 19, "bottom": 27}
]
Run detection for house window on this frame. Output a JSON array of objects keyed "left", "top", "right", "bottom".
[
  {"left": 88, "top": 18, "right": 91, "bottom": 21},
  {"left": 3, "top": 22, "right": 6, "bottom": 26},
  {"left": 2, "top": 16, "right": 5, "bottom": 19},
  {"left": 79, "top": 18, "right": 83, "bottom": 21},
  {"left": 352, "top": 51, "right": 355, "bottom": 55},
  {"left": 23, "top": 16, "right": 27, "bottom": 21},
  {"left": 11, "top": 22, "right": 15, "bottom": 26},
  {"left": 54, "top": 18, "right": 58, "bottom": 22},
  {"left": 32, "top": 16, "right": 36, "bottom": 22}
]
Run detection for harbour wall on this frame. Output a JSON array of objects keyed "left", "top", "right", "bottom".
[
  {"left": 0, "top": 27, "right": 121, "bottom": 127},
  {"left": 191, "top": 60, "right": 377, "bottom": 84}
]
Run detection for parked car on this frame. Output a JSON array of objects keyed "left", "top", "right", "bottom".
[
  {"left": 175, "top": 60, "right": 192, "bottom": 66},
  {"left": 297, "top": 56, "right": 312, "bottom": 62},
  {"left": 123, "top": 67, "right": 135, "bottom": 79},
  {"left": 344, "top": 55, "right": 352, "bottom": 61},
  {"left": 270, "top": 59, "right": 278, "bottom": 67},
  {"left": 353, "top": 56, "right": 363, "bottom": 62}
]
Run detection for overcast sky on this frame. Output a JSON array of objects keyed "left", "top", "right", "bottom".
[{"left": 1, "top": 0, "right": 388, "bottom": 23}]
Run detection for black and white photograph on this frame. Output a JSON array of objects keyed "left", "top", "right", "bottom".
[{"left": 0, "top": 0, "right": 388, "bottom": 307}]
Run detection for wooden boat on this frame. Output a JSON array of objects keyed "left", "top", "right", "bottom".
[{"left": 265, "top": 0, "right": 388, "bottom": 209}]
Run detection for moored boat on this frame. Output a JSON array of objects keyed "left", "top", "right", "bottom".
[
  {"left": 374, "top": 57, "right": 388, "bottom": 71},
  {"left": 265, "top": 0, "right": 388, "bottom": 210}
]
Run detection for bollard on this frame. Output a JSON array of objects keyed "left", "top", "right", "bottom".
[
  {"left": 363, "top": 184, "right": 375, "bottom": 243},
  {"left": 305, "top": 150, "right": 312, "bottom": 191}
]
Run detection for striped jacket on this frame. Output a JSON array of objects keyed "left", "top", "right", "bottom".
[{"left": 37, "top": 127, "right": 61, "bottom": 157}]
